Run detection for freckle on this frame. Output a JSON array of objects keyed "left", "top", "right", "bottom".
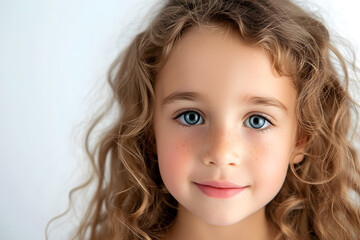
[
  {"left": 250, "top": 143, "right": 266, "bottom": 157},
  {"left": 180, "top": 140, "right": 188, "bottom": 155}
]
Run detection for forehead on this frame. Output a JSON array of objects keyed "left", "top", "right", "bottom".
[{"left": 155, "top": 25, "right": 296, "bottom": 109}]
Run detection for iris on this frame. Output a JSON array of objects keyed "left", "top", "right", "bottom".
[
  {"left": 184, "top": 111, "right": 200, "bottom": 125},
  {"left": 248, "top": 115, "right": 265, "bottom": 129}
]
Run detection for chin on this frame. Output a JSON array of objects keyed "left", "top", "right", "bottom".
[{"left": 198, "top": 212, "right": 247, "bottom": 226}]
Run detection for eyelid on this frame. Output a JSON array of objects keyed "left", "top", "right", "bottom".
[
  {"left": 173, "top": 108, "right": 205, "bottom": 120},
  {"left": 244, "top": 112, "right": 274, "bottom": 125}
]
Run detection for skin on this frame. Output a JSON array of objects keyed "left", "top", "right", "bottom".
[{"left": 153, "top": 25, "right": 304, "bottom": 240}]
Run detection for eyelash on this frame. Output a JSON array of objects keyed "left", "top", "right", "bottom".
[{"left": 174, "top": 109, "right": 274, "bottom": 133}]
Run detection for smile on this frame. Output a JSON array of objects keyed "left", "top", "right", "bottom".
[{"left": 194, "top": 182, "right": 247, "bottom": 199}]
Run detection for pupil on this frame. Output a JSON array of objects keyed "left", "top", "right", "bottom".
[{"left": 189, "top": 114, "right": 195, "bottom": 121}]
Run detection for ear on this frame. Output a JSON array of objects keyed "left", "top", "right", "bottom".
[{"left": 292, "top": 134, "right": 308, "bottom": 164}]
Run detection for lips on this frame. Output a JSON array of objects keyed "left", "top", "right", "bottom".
[{"left": 194, "top": 181, "right": 247, "bottom": 199}]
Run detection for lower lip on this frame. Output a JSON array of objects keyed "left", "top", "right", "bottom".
[{"left": 194, "top": 183, "right": 247, "bottom": 199}]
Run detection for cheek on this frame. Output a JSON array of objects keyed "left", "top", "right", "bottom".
[
  {"left": 248, "top": 140, "right": 290, "bottom": 196},
  {"left": 156, "top": 131, "right": 193, "bottom": 191}
]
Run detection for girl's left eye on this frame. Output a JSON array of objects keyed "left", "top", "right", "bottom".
[
  {"left": 243, "top": 115, "right": 271, "bottom": 130},
  {"left": 176, "top": 111, "right": 204, "bottom": 126}
]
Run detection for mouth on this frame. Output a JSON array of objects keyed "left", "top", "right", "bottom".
[{"left": 193, "top": 181, "right": 248, "bottom": 199}]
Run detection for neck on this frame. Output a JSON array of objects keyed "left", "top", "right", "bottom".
[{"left": 166, "top": 206, "right": 274, "bottom": 240}]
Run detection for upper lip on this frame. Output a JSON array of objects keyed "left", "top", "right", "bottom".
[{"left": 195, "top": 181, "right": 246, "bottom": 189}]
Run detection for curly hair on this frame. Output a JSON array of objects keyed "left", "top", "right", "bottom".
[{"left": 48, "top": 0, "right": 360, "bottom": 239}]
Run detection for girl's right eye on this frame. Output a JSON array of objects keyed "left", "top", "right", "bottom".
[{"left": 176, "top": 111, "right": 204, "bottom": 126}]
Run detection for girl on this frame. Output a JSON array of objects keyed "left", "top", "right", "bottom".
[{"left": 52, "top": 0, "right": 360, "bottom": 239}]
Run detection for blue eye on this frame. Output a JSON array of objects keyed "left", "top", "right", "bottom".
[
  {"left": 244, "top": 115, "right": 271, "bottom": 130},
  {"left": 177, "top": 111, "right": 204, "bottom": 126}
]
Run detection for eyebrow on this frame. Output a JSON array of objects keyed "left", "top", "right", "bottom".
[
  {"left": 241, "top": 95, "right": 288, "bottom": 113},
  {"left": 162, "top": 91, "right": 201, "bottom": 106},
  {"left": 161, "top": 91, "right": 288, "bottom": 113}
]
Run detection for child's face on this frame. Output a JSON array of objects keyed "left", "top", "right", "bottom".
[{"left": 154, "top": 26, "right": 301, "bottom": 226}]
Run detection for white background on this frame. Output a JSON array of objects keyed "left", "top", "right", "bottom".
[{"left": 1, "top": 0, "right": 359, "bottom": 239}]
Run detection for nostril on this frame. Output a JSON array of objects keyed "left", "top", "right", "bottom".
[{"left": 206, "top": 158, "right": 239, "bottom": 167}]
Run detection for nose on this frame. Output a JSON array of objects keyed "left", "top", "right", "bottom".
[{"left": 202, "top": 126, "right": 241, "bottom": 167}]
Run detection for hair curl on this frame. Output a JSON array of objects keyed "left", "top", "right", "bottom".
[{"left": 48, "top": 0, "right": 360, "bottom": 239}]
